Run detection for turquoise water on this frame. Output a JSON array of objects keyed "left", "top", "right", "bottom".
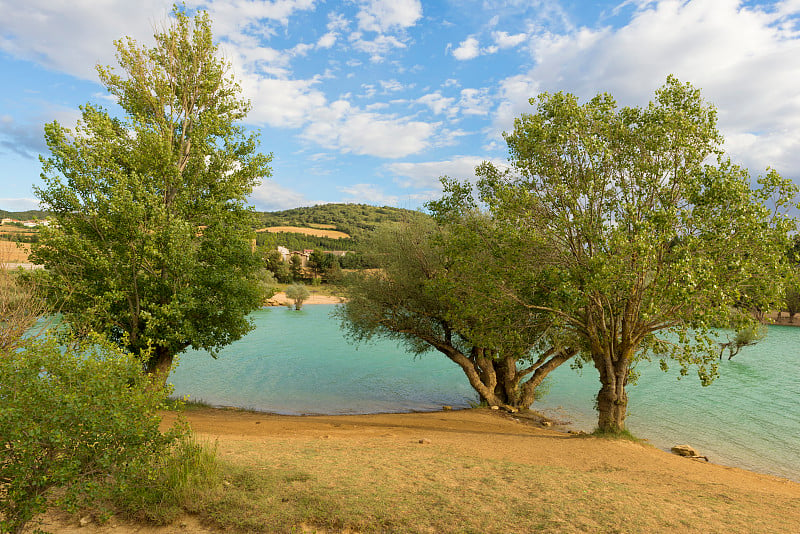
[{"left": 168, "top": 305, "right": 800, "bottom": 482}]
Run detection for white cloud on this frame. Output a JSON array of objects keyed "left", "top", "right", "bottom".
[
  {"left": 493, "top": 0, "right": 800, "bottom": 178},
  {"left": 0, "top": 0, "right": 170, "bottom": 79},
  {"left": 249, "top": 180, "right": 321, "bottom": 212},
  {"left": 242, "top": 77, "right": 328, "bottom": 128},
  {"left": 317, "top": 31, "right": 337, "bottom": 48},
  {"left": 492, "top": 30, "right": 528, "bottom": 49},
  {"left": 379, "top": 79, "right": 405, "bottom": 92},
  {"left": 349, "top": 32, "right": 407, "bottom": 62},
  {"left": 300, "top": 100, "right": 438, "bottom": 158},
  {"left": 452, "top": 36, "right": 481, "bottom": 60},
  {"left": 338, "top": 183, "right": 400, "bottom": 205},
  {"left": 0, "top": 0, "right": 319, "bottom": 80},
  {"left": 416, "top": 92, "right": 456, "bottom": 115},
  {"left": 355, "top": 0, "right": 422, "bottom": 33},
  {"left": 385, "top": 156, "right": 508, "bottom": 189},
  {"left": 458, "top": 88, "right": 492, "bottom": 116}
]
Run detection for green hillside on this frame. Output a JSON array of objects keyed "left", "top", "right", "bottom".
[
  {"left": 0, "top": 209, "right": 49, "bottom": 221},
  {"left": 256, "top": 203, "right": 428, "bottom": 240}
]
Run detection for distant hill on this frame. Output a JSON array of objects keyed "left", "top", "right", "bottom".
[
  {"left": 0, "top": 210, "right": 49, "bottom": 221},
  {"left": 254, "top": 204, "right": 430, "bottom": 258},
  {"left": 256, "top": 204, "right": 428, "bottom": 241}
]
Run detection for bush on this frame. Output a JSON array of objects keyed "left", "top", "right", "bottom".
[{"left": 0, "top": 334, "right": 217, "bottom": 533}]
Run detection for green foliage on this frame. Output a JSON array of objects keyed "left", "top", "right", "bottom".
[
  {"left": 0, "top": 335, "right": 214, "bottom": 533},
  {"left": 285, "top": 283, "right": 310, "bottom": 310},
  {"left": 289, "top": 255, "right": 304, "bottom": 281},
  {"left": 257, "top": 203, "right": 428, "bottom": 241},
  {"left": 339, "top": 218, "right": 576, "bottom": 410},
  {"left": 0, "top": 210, "right": 50, "bottom": 221},
  {"left": 255, "top": 230, "right": 360, "bottom": 254},
  {"left": 442, "top": 76, "right": 797, "bottom": 431},
  {"left": 31, "top": 8, "right": 271, "bottom": 375}
]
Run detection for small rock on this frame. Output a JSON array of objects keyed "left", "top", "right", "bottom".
[
  {"left": 442, "top": 405, "right": 452, "bottom": 411},
  {"left": 79, "top": 516, "right": 92, "bottom": 527},
  {"left": 419, "top": 438, "right": 431, "bottom": 444},
  {"left": 180, "top": 521, "right": 188, "bottom": 528},
  {"left": 671, "top": 444, "right": 698, "bottom": 457},
  {"left": 542, "top": 421, "right": 553, "bottom": 427},
  {"left": 507, "top": 407, "right": 519, "bottom": 413},
  {"left": 490, "top": 405, "right": 499, "bottom": 410}
]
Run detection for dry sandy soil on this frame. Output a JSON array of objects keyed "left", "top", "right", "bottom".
[{"left": 30, "top": 407, "right": 800, "bottom": 533}]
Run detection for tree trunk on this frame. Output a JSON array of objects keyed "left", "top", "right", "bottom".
[
  {"left": 518, "top": 348, "right": 578, "bottom": 408},
  {"left": 594, "top": 351, "right": 630, "bottom": 433},
  {"left": 145, "top": 346, "right": 174, "bottom": 389}
]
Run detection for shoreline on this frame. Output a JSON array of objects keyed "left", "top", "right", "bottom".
[
  {"left": 171, "top": 400, "right": 798, "bottom": 484},
  {"left": 165, "top": 405, "right": 800, "bottom": 487},
  {"left": 264, "top": 290, "right": 345, "bottom": 306}
]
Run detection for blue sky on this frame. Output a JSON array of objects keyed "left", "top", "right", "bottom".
[{"left": 1, "top": 0, "right": 799, "bottom": 212}]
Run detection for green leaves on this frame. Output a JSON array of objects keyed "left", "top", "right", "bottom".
[
  {"left": 0, "top": 335, "right": 185, "bottom": 532},
  {"left": 32, "top": 8, "right": 270, "bottom": 373}
]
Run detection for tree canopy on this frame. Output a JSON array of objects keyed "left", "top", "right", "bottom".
[
  {"left": 339, "top": 217, "right": 577, "bottom": 410},
  {"left": 441, "top": 76, "right": 797, "bottom": 431},
  {"left": 31, "top": 8, "right": 271, "bottom": 378}
]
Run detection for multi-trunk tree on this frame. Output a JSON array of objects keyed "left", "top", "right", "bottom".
[
  {"left": 457, "top": 76, "right": 796, "bottom": 432},
  {"left": 31, "top": 8, "right": 272, "bottom": 380},
  {"left": 339, "top": 217, "right": 577, "bottom": 411}
]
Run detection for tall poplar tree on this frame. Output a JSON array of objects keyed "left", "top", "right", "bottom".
[{"left": 32, "top": 8, "right": 272, "bottom": 379}]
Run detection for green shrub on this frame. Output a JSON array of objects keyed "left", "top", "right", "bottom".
[{"left": 0, "top": 334, "right": 217, "bottom": 533}]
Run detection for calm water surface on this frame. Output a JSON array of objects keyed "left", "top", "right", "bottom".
[{"left": 168, "top": 305, "right": 800, "bottom": 481}]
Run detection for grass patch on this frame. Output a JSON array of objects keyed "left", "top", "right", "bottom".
[
  {"left": 589, "top": 427, "right": 644, "bottom": 442},
  {"left": 176, "top": 436, "right": 800, "bottom": 533}
]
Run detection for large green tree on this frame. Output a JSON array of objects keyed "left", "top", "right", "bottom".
[
  {"left": 457, "top": 76, "right": 796, "bottom": 431},
  {"left": 339, "top": 217, "right": 577, "bottom": 411},
  {"left": 31, "top": 8, "right": 271, "bottom": 378}
]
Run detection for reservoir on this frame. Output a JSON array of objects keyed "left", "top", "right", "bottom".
[{"left": 168, "top": 305, "right": 800, "bottom": 482}]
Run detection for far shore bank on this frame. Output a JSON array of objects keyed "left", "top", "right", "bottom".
[{"left": 264, "top": 290, "right": 345, "bottom": 306}]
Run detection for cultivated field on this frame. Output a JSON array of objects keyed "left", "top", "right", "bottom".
[
  {"left": 0, "top": 240, "right": 30, "bottom": 263},
  {"left": 256, "top": 226, "right": 351, "bottom": 239}
]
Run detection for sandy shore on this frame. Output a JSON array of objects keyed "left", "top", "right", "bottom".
[
  {"left": 265, "top": 290, "right": 345, "bottom": 306},
  {"left": 30, "top": 407, "right": 800, "bottom": 533}
]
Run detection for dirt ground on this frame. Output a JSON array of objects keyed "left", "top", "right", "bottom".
[{"left": 30, "top": 407, "right": 800, "bottom": 533}]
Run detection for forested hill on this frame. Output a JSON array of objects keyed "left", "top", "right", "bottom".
[
  {"left": 256, "top": 203, "right": 428, "bottom": 240},
  {"left": 0, "top": 210, "right": 49, "bottom": 220}
]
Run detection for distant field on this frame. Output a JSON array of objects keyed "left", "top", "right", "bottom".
[
  {"left": 256, "top": 226, "right": 351, "bottom": 239},
  {"left": 0, "top": 240, "right": 30, "bottom": 263},
  {"left": 307, "top": 223, "right": 336, "bottom": 229}
]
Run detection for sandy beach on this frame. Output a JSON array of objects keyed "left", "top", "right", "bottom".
[
  {"left": 265, "top": 290, "right": 345, "bottom": 306},
  {"left": 31, "top": 406, "right": 800, "bottom": 533}
]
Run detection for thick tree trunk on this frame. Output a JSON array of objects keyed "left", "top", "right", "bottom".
[
  {"left": 518, "top": 348, "right": 578, "bottom": 408},
  {"left": 594, "top": 351, "right": 630, "bottom": 433},
  {"left": 145, "top": 346, "right": 175, "bottom": 389}
]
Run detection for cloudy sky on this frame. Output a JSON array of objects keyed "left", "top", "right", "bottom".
[{"left": 1, "top": 0, "right": 799, "bottom": 212}]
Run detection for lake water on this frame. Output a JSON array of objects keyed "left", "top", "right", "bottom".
[{"left": 168, "top": 305, "right": 800, "bottom": 482}]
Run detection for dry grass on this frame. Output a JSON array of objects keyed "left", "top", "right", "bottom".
[
  {"left": 0, "top": 240, "right": 30, "bottom": 263},
  {"left": 32, "top": 408, "right": 800, "bottom": 533},
  {"left": 256, "top": 226, "right": 351, "bottom": 239},
  {"left": 188, "top": 436, "right": 800, "bottom": 533}
]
